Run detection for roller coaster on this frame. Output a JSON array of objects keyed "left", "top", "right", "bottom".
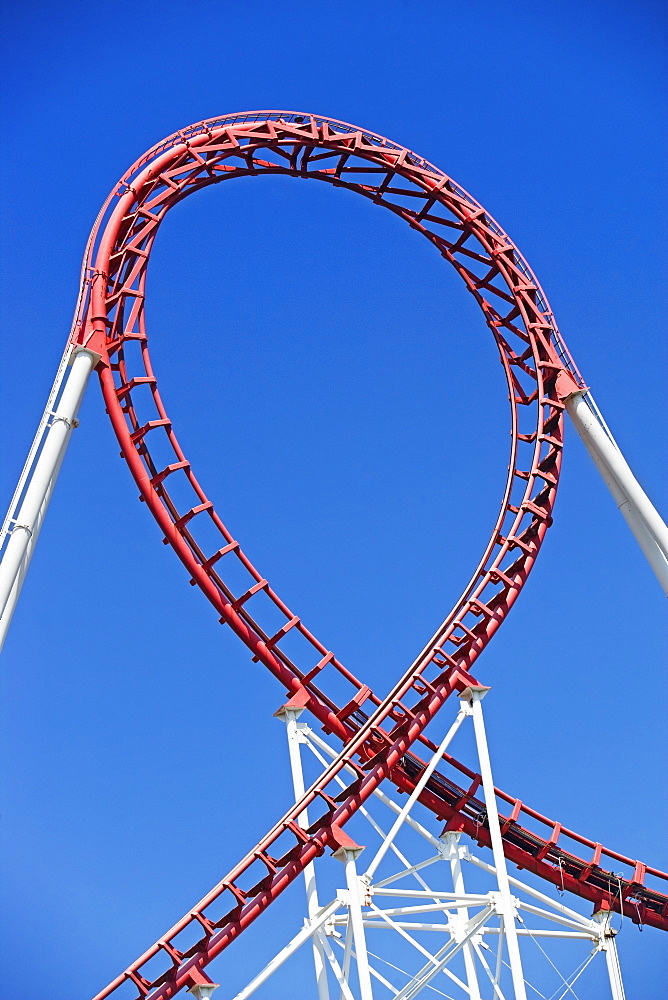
[{"left": 1, "top": 113, "right": 666, "bottom": 999}]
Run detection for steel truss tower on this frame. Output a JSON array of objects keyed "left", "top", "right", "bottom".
[{"left": 240, "top": 686, "right": 626, "bottom": 999}]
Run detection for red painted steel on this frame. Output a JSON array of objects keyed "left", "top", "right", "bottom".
[{"left": 67, "top": 113, "right": 666, "bottom": 997}]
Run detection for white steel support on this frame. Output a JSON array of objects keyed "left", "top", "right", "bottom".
[
  {"left": 594, "top": 912, "right": 626, "bottom": 1000},
  {"left": 566, "top": 390, "right": 668, "bottom": 594},
  {"left": 0, "top": 432, "right": 70, "bottom": 642},
  {"left": 364, "top": 703, "right": 468, "bottom": 883},
  {"left": 242, "top": 692, "right": 626, "bottom": 1000},
  {"left": 441, "top": 833, "right": 482, "bottom": 1000},
  {"left": 390, "top": 905, "right": 495, "bottom": 1000},
  {"left": 341, "top": 848, "right": 374, "bottom": 1000},
  {"left": 465, "top": 687, "right": 527, "bottom": 1000},
  {"left": 0, "top": 346, "right": 98, "bottom": 648},
  {"left": 277, "top": 705, "right": 331, "bottom": 1000},
  {"left": 230, "top": 898, "right": 343, "bottom": 1000}
]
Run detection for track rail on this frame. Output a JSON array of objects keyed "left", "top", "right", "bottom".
[{"left": 69, "top": 113, "right": 666, "bottom": 997}]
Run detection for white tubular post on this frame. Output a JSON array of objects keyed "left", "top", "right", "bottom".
[
  {"left": 593, "top": 912, "right": 626, "bottom": 1000},
  {"left": 277, "top": 705, "right": 330, "bottom": 1000},
  {"left": 603, "top": 937, "right": 626, "bottom": 1000},
  {"left": 0, "top": 439, "right": 67, "bottom": 647},
  {"left": 342, "top": 848, "right": 374, "bottom": 1000},
  {"left": 466, "top": 688, "right": 527, "bottom": 1000},
  {"left": 0, "top": 347, "right": 98, "bottom": 646},
  {"left": 565, "top": 390, "right": 668, "bottom": 594},
  {"left": 441, "top": 832, "right": 482, "bottom": 1000}
]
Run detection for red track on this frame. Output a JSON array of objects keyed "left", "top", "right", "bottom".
[{"left": 69, "top": 113, "right": 667, "bottom": 998}]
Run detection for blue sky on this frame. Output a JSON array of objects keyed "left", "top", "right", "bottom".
[{"left": 1, "top": 1, "right": 666, "bottom": 997}]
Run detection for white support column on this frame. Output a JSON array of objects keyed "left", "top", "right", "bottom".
[
  {"left": 465, "top": 687, "right": 527, "bottom": 1000},
  {"left": 565, "top": 390, "right": 668, "bottom": 594},
  {"left": 593, "top": 911, "right": 626, "bottom": 1000},
  {"left": 276, "top": 703, "right": 331, "bottom": 1000},
  {"left": 0, "top": 347, "right": 98, "bottom": 647},
  {"left": 0, "top": 436, "right": 68, "bottom": 646},
  {"left": 441, "top": 832, "right": 482, "bottom": 1000},
  {"left": 341, "top": 847, "right": 374, "bottom": 1000},
  {"left": 602, "top": 936, "right": 626, "bottom": 1000}
]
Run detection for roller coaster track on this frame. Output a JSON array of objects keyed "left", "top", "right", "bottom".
[{"left": 29, "top": 111, "right": 666, "bottom": 996}]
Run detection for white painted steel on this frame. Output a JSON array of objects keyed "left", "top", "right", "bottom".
[
  {"left": 472, "top": 941, "right": 508, "bottom": 1000},
  {"left": 518, "top": 901, "right": 599, "bottom": 935},
  {"left": 343, "top": 850, "right": 374, "bottom": 1000},
  {"left": 304, "top": 712, "right": 612, "bottom": 997},
  {"left": 319, "top": 935, "right": 359, "bottom": 1000},
  {"left": 363, "top": 704, "right": 468, "bottom": 882},
  {"left": 254, "top": 696, "right": 625, "bottom": 998},
  {"left": 338, "top": 913, "right": 355, "bottom": 1000},
  {"left": 442, "top": 833, "right": 482, "bottom": 1000},
  {"left": 0, "top": 343, "right": 72, "bottom": 550},
  {"left": 480, "top": 929, "right": 594, "bottom": 939},
  {"left": 366, "top": 902, "right": 442, "bottom": 968},
  {"left": 0, "top": 562, "right": 26, "bottom": 650},
  {"left": 581, "top": 441, "right": 668, "bottom": 591},
  {"left": 594, "top": 912, "right": 626, "bottom": 1000},
  {"left": 566, "top": 390, "right": 668, "bottom": 594},
  {"left": 341, "top": 923, "right": 594, "bottom": 938},
  {"left": 0, "top": 430, "right": 69, "bottom": 647},
  {"left": 494, "top": 921, "right": 504, "bottom": 996},
  {"left": 279, "top": 706, "right": 331, "bottom": 1000},
  {"left": 370, "top": 889, "right": 490, "bottom": 902},
  {"left": 392, "top": 906, "right": 494, "bottom": 1000},
  {"left": 372, "top": 857, "right": 442, "bottom": 891},
  {"left": 603, "top": 936, "right": 626, "bottom": 1000},
  {"left": 360, "top": 901, "right": 476, "bottom": 997},
  {"left": 467, "top": 690, "right": 528, "bottom": 1000},
  {"left": 230, "top": 898, "right": 342, "bottom": 1000},
  {"left": 0, "top": 348, "right": 97, "bottom": 647},
  {"left": 463, "top": 850, "right": 599, "bottom": 929}
]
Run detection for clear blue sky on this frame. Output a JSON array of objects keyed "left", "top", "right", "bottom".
[{"left": 1, "top": 1, "right": 666, "bottom": 997}]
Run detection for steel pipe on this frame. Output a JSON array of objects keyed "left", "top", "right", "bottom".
[
  {"left": 0, "top": 348, "right": 97, "bottom": 644},
  {"left": 566, "top": 390, "right": 668, "bottom": 594}
]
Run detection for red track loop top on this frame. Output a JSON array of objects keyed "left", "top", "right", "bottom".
[{"left": 68, "top": 113, "right": 666, "bottom": 998}]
